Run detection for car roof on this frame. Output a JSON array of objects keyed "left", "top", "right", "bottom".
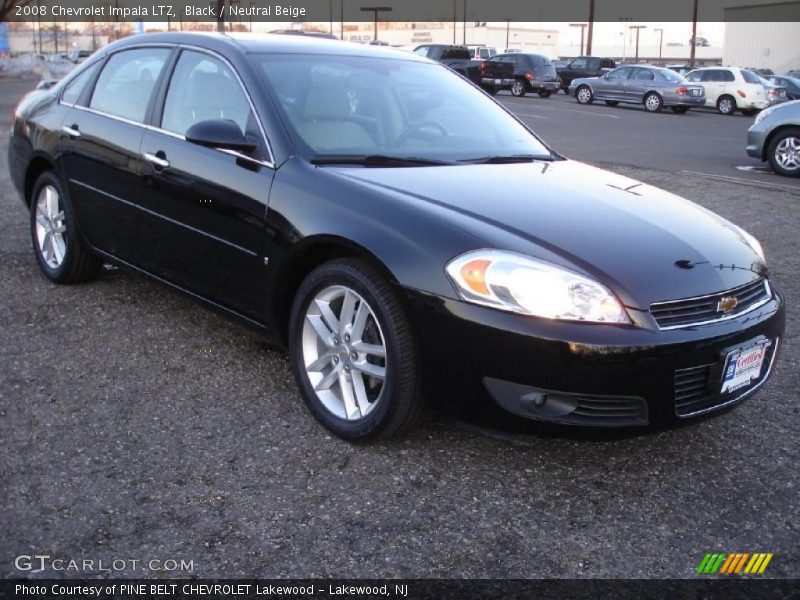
[{"left": 104, "top": 31, "right": 427, "bottom": 62}]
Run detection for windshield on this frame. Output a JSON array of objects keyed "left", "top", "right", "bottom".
[{"left": 255, "top": 53, "right": 551, "bottom": 162}]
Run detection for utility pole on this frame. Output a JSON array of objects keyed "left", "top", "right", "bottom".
[
  {"left": 452, "top": 0, "right": 456, "bottom": 44},
  {"left": 654, "top": 28, "right": 663, "bottom": 60},
  {"left": 462, "top": 0, "right": 466, "bottom": 45},
  {"left": 360, "top": 6, "right": 391, "bottom": 42},
  {"left": 569, "top": 23, "right": 587, "bottom": 55},
  {"left": 629, "top": 25, "right": 646, "bottom": 62},
  {"left": 586, "top": 0, "right": 595, "bottom": 56},
  {"left": 505, "top": 19, "right": 511, "bottom": 50},
  {"left": 690, "top": 0, "right": 699, "bottom": 68}
]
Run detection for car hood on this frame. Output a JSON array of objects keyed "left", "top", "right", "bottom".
[{"left": 333, "top": 160, "right": 765, "bottom": 309}]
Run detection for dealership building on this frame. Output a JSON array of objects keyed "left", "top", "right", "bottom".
[{"left": 722, "top": 2, "right": 800, "bottom": 72}]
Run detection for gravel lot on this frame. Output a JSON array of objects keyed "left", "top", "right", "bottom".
[{"left": 1, "top": 78, "right": 798, "bottom": 579}]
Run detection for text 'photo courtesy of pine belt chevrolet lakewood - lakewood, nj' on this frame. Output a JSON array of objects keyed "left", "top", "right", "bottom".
[{"left": 8, "top": 32, "right": 784, "bottom": 440}]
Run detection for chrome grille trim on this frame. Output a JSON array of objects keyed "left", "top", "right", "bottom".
[{"left": 650, "top": 279, "right": 772, "bottom": 330}]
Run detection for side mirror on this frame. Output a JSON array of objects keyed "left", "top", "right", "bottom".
[{"left": 185, "top": 119, "right": 257, "bottom": 153}]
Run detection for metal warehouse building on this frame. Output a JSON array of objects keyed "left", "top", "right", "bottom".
[{"left": 723, "top": 2, "right": 800, "bottom": 73}]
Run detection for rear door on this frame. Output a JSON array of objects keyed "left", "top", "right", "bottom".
[
  {"left": 626, "top": 67, "right": 656, "bottom": 103},
  {"left": 136, "top": 48, "right": 274, "bottom": 320},
  {"left": 60, "top": 46, "right": 173, "bottom": 259}
]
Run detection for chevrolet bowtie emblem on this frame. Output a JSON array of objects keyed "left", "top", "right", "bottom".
[{"left": 717, "top": 296, "right": 739, "bottom": 314}]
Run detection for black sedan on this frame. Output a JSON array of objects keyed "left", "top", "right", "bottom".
[{"left": 8, "top": 33, "right": 784, "bottom": 440}]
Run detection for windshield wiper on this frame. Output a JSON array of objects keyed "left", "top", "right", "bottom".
[
  {"left": 310, "top": 154, "right": 455, "bottom": 167},
  {"left": 460, "top": 154, "right": 554, "bottom": 164}
]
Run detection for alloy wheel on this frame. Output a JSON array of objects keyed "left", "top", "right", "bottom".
[
  {"left": 511, "top": 80, "right": 525, "bottom": 96},
  {"left": 301, "top": 285, "right": 387, "bottom": 421},
  {"left": 34, "top": 185, "right": 67, "bottom": 269},
  {"left": 775, "top": 136, "right": 800, "bottom": 171},
  {"left": 577, "top": 87, "right": 592, "bottom": 103},
  {"left": 645, "top": 94, "right": 662, "bottom": 112},
  {"left": 718, "top": 97, "right": 734, "bottom": 114}
]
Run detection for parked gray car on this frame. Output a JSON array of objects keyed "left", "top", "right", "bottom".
[
  {"left": 570, "top": 65, "right": 705, "bottom": 113},
  {"left": 746, "top": 99, "right": 800, "bottom": 177}
]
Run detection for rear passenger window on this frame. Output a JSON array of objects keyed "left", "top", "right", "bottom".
[
  {"left": 61, "top": 61, "right": 101, "bottom": 105},
  {"left": 161, "top": 50, "right": 254, "bottom": 137},
  {"left": 90, "top": 48, "right": 170, "bottom": 122},
  {"left": 632, "top": 68, "right": 655, "bottom": 81}
]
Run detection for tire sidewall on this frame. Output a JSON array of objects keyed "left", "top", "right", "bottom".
[
  {"left": 30, "top": 171, "right": 76, "bottom": 282},
  {"left": 718, "top": 95, "right": 736, "bottom": 115},
  {"left": 288, "top": 262, "right": 405, "bottom": 440},
  {"left": 644, "top": 93, "right": 662, "bottom": 112},
  {"left": 511, "top": 79, "right": 526, "bottom": 96},
  {"left": 576, "top": 86, "right": 592, "bottom": 104}
]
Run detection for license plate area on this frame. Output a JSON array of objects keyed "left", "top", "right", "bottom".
[{"left": 720, "top": 337, "right": 772, "bottom": 395}]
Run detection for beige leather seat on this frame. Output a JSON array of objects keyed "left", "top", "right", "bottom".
[{"left": 296, "top": 85, "right": 375, "bottom": 152}]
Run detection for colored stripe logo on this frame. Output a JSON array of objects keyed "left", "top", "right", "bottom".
[{"left": 696, "top": 552, "right": 773, "bottom": 574}]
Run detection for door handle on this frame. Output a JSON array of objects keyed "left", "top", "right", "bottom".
[
  {"left": 61, "top": 124, "right": 80, "bottom": 138},
  {"left": 143, "top": 152, "right": 170, "bottom": 169}
]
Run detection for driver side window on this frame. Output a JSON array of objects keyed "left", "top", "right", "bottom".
[{"left": 161, "top": 50, "right": 254, "bottom": 138}]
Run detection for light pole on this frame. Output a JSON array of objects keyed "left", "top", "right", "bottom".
[
  {"left": 505, "top": 19, "right": 511, "bottom": 50},
  {"left": 462, "top": 0, "right": 466, "bottom": 45},
  {"left": 690, "top": 0, "right": 699, "bottom": 69},
  {"left": 654, "top": 28, "right": 663, "bottom": 60},
  {"left": 569, "top": 23, "right": 587, "bottom": 55},
  {"left": 360, "top": 6, "right": 392, "bottom": 42},
  {"left": 452, "top": 0, "right": 456, "bottom": 44},
  {"left": 586, "top": 0, "right": 595, "bottom": 56},
  {"left": 629, "top": 25, "right": 646, "bottom": 62}
]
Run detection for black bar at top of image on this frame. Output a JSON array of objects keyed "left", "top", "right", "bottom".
[
  {"left": 3, "top": 579, "right": 800, "bottom": 600},
  {"left": 3, "top": 0, "right": 800, "bottom": 23}
]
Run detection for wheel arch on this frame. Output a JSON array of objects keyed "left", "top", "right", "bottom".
[
  {"left": 269, "top": 235, "right": 399, "bottom": 347},
  {"left": 762, "top": 124, "right": 799, "bottom": 161},
  {"left": 24, "top": 154, "right": 57, "bottom": 208}
]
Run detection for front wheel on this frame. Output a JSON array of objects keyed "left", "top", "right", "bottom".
[
  {"left": 288, "top": 259, "right": 424, "bottom": 440},
  {"left": 767, "top": 127, "right": 800, "bottom": 177},
  {"left": 510, "top": 79, "right": 527, "bottom": 97},
  {"left": 29, "top": 171, "right": 102, "bottom": 284},
  {"left": 644, "top": 92, "right": 663, "bottom": 112},
  {"left": 538, "top": 90, "right": 551, "bottom": 98},
  {"left": 576, "top": 85, "right": 593, "bottom": 104}
]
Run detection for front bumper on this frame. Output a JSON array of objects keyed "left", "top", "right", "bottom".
[
  {"left": 403, "top": 285, "right": 784, "bottom": 428},
  {"left": 746, "top": 121, "right": 768, "bottom": 159}
]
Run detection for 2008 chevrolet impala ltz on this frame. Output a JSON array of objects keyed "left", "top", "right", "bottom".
[{"left": 8, "top": 33, "right": 784, "bottom": 439}]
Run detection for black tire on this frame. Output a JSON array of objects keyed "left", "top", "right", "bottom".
[
  {"left": 604, "top": 100, "right": 619, "bottom": 106},
  {"left": 671, "top": 106, "right": 689, "bottom": 113},
  {"left": 576, "top": 85, "right": 593, "bottom": 104},
  {"left": 538, "top": 90, "right": 551, "bottom": 98},
  {"left": 717, "top": 95, "right": 736, "bottom": 115},
  {"left": 766, "top": 127, "right": 800, "bottom": 177},
  {"left": 288, "top": 258, "right": 424, "bottom": 440},
  {"left": 643, "top": 92, "right": 663, "bottom": 112},
  {"left": 484, "top": 85, "right": 499, "bottom": 96},
  {"left": 510, "top": 79, "right": 527, "bottom": 97},
  {"left": 29, "top": 170, "right": 102, "bottom": 284}
]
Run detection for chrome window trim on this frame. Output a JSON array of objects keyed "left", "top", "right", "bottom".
[
  {"left": 677, "top": 336, "right": 780, "bottom": 418},
  {"left": 651, "top": 279, "right": 772, "bottom": 331},
  {"left": 60, "top": 42, "right": 276, "bottom": 169}
]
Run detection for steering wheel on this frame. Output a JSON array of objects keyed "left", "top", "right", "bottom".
[{"left": 395, "top": 120, "right": 448, "bottom": 146}]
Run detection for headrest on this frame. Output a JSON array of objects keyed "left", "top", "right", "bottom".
[{"left": 304, "top": 85, "right": 351, "bottom": 120}]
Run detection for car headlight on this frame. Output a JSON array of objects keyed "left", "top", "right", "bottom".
[
  {"left": 445, "top": 250, "right": 629, "bottom": 324},
  {"left": 754, "top": 105, "right": 774, "bottom": 125},
  {"left": 733, "top": 225, "right": 766, "bottom": 263}
]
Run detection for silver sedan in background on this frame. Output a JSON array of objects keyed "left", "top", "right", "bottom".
[
  {"left": 747, "top": 99, "right": 800, "bottom": 177},
  {"left": 570, "top": 66, "right": 706, "bottom": 113}
]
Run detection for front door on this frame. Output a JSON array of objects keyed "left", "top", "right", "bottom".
[{"left": 136, "top": 49, "right": 274, "bottom": 320}]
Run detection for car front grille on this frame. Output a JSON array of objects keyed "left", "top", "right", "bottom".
[{"left": 650, "top": 279, "right": 770, "bottom": 329}]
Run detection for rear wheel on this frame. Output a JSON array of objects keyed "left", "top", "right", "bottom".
[
  {"left": 289, "top": 259, "right": 424, "bottom": 440},
  {"left": 604, "top": 100, "right": 619, "bottom": 106},
  {"left": 671, "top": 106, "right": 689, "bottom": 113},
  {"left": 510, "top": 79, "right": 527, "bottom": 97},
  {"left": 29, "top": 171, "right": 102, "bottom": 284},
  {"left": 644, "top": 92, "right": 663, "bottom": 112},
  {"left": 717, "top": 95, "right": 736, "bottom": 115},
  {"left": 576, "top": 85, "right": 593, "bottom": 104},
  {"left": 767, "top": 127, "right": 800, "bottom": 177},
  {"left": 538, "top": 90, "right": 551, "bottom": 98}
]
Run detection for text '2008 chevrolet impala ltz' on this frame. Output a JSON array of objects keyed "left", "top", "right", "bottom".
[{"left": 8, "top": 33, "right": 784, "bottom": 440}]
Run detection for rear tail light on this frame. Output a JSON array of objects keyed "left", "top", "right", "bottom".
[
  {"left": 676, "top": 87, "right": 688, "bottom": 95},
  {"left": 525, "top": 71, "right": 535, "bottom": 81},
  {"left": 737, "top": 89, "right": 747, "bottom": 98}
]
